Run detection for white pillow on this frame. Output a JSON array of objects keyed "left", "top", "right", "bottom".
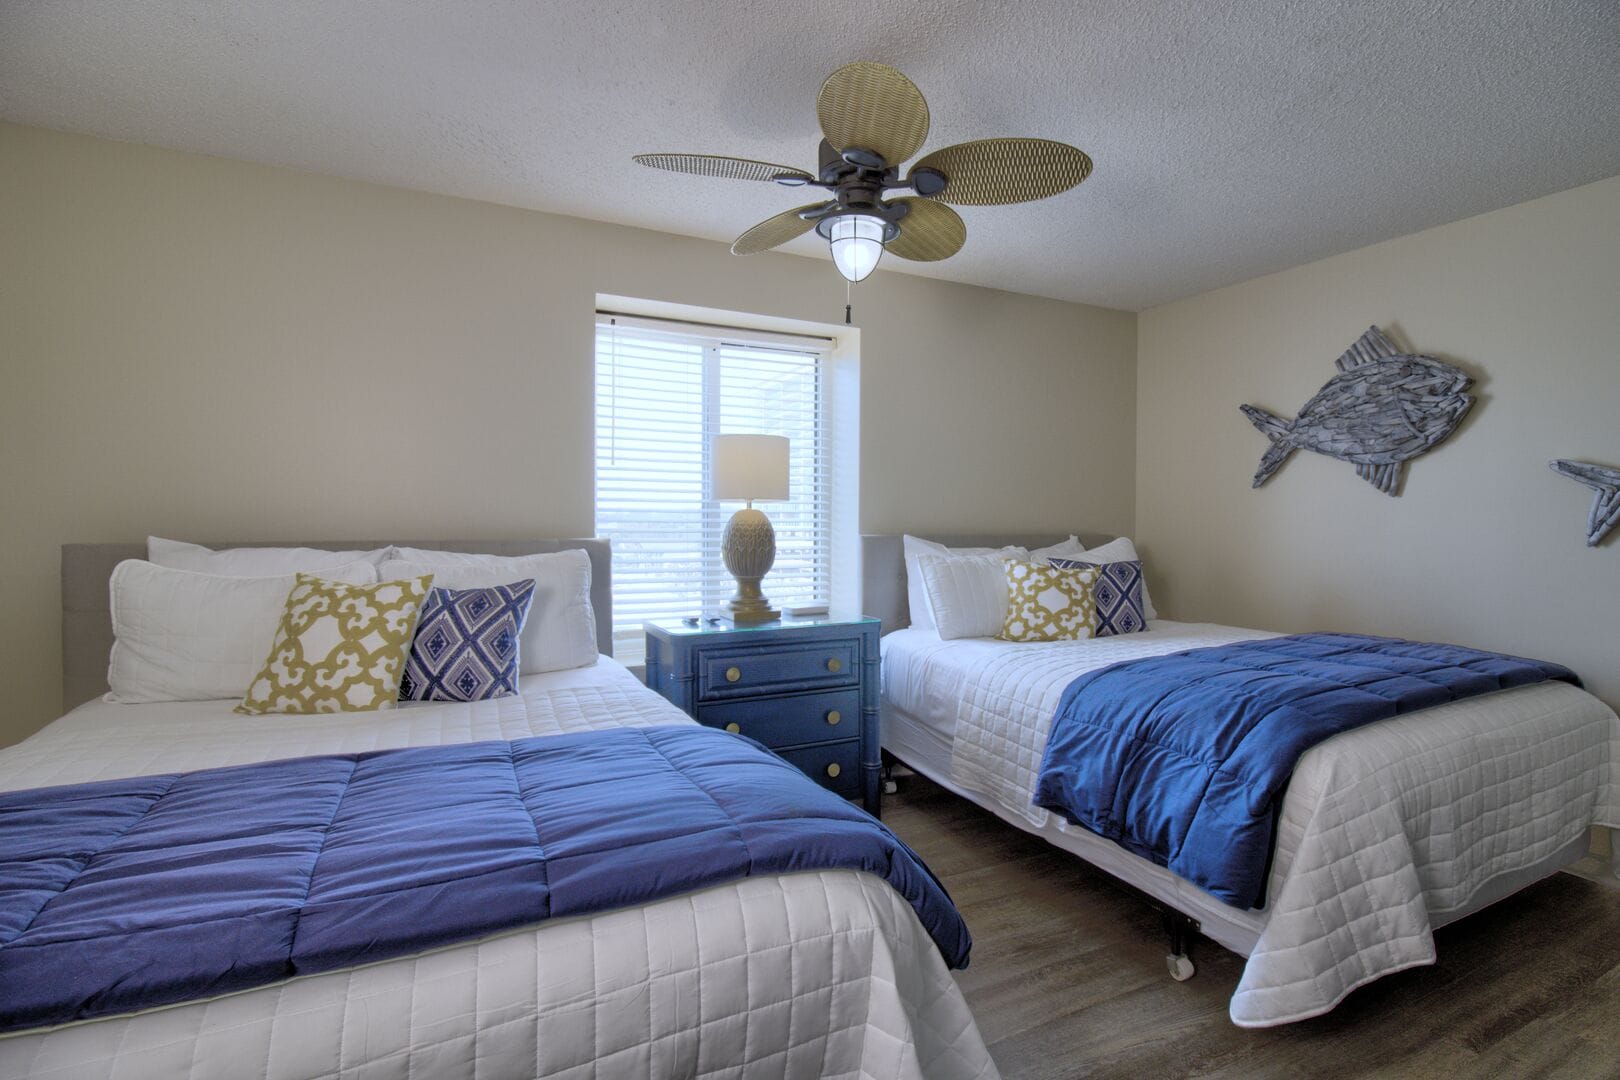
[
  {"left": 108, "top": 559, "right": 379, "bottom": 703},
  {"left": 915, "top": 554, "right": 1011, "bottom": 640},
  {"left": 381, "top": 548, "right": 597, "bottom": 674},
  {"left": 148, "top": 536, "right": 390, "bottom": 576},
  {"left": 1075, "top": 536, "right": 1159, "bottom": 621},
  {"left": 902, "top": 536, "right": 1027, "bottom": 633},
  {"left": 1028, "top": 535, "right": 1085, "bottom": 562}
]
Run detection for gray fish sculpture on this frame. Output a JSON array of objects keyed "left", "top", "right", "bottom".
[
  {"left": 1550, "top": 459, "right": 1620, "bottom": 547},
  {"left": 1241, "top": 326, "right": 1473, "bottom": 495}
]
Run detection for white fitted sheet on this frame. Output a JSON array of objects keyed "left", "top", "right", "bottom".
[
  {"left": 0, "top": 658, "right": 997, "bottom": 1080},
  {"left": 880, "top": 624, "right": 1620, "bottom": 1027}
]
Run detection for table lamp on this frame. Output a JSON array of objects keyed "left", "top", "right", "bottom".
[{"left": 714, "top": 434, "right": 789, "bottom": 624}]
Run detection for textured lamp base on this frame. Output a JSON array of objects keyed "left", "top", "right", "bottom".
[{"left": 722, "top": 506, "right": 780, "bottom": 624}]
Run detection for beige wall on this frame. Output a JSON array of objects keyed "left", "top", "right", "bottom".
[
  {"left": 1137, "top": 174, "right": 1620, "bottom": 712},
  {"left": 12, "top": 114, "right": 1608, "bottom": 752},
  {"left": 0, "top": 122, "right": 1137, "bottom": 745}
]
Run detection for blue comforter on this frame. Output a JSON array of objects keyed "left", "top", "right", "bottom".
[
  {"left": 0, "top": 726, "right": 969, "bottom": 1032},
  {"left": 1032, "top": 633, "right": 1580, "bottom": 908}
]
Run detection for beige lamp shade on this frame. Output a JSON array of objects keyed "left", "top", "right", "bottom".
[{"left": 714, "top": 434, "right": 789, "bottom": 502}]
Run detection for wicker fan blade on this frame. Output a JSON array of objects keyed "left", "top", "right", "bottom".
[
  {"left": 732, "top": 204, "right": 823, "bottom": 255},
  {"left": 816, "top": 62, "right": 930, "bottom": 166},
  {"left": 634, "top": 153, "right": 812, "bottom": 184},
  {"left": 886, "top": 199, "right": 966, "bottom": 262},
  {"left": 912, "top": 138, "right": 1093, "bottom": 206}
]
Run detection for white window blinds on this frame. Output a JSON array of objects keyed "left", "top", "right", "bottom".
[{"left": 594, "top": 315, "right": 832, "bottom": 662}]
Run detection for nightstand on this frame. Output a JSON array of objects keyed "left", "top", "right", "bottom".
[{"left": 644, "top": 615, "right": 882, "bottom": 816}]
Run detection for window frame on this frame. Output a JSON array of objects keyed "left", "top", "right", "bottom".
[{"left": 593, "top": 314, "right": 835, "bottom": 662}]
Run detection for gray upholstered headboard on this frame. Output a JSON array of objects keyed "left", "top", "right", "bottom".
[
  {"left": 860, "top": 532, "right": 1118, "bottom": 636},
  {"left": 61, "top": 539, "right": 613, "bottom": 711}
]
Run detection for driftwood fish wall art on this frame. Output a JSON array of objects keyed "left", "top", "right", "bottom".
[
  {"left": 1241, "top": 326, "right": 1474, "bottom": 495},
  {"left": 1550, "top": 460, "right": 1620, "bottom": 547}
]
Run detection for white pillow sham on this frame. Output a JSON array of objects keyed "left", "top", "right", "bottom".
[
  {"left": 1073, "top": 536, "right": 1159, "bottom": 621},
  {"left": 901, "top": 535, "right": 1027, "bottom": 633},
  {"left": 148, "top": 536, "right": 390, "bottom": 576},
  {"left": 381, "top": 548, "right": 597, "bottom": 674},
  {"left": 108, "top": 559, "right": 379, "bottom": 704},
  {"left": 915, "top": 553, "right": 1011, "bottom": 640},
  {"left": 1027, "top": 535, "right": 1085, "bottom": 562}
]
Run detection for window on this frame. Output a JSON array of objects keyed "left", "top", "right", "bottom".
[{"left": 594, "top": 314, "right": 832, "bottom": 662}]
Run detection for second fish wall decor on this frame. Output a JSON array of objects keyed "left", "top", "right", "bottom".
[{"left": 1550, "top": 460, "right": 1620, "bottom": 547}]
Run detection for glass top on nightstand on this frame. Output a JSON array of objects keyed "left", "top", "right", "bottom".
[{"left": 644, "top": 612, "right": 879, "bottom": 638}]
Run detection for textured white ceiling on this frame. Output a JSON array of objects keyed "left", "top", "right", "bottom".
[{"left": 2, "top": 0, "right": 1616, "bottom": 310}]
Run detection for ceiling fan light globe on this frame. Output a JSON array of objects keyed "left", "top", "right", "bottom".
[{"left": 828, "top": 213, "right": 886, "bottom": 282}]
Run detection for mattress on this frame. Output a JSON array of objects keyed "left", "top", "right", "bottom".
[
  {"left": 0, "top": 659, "right": 997, "bottom": 1080},
  {"left": 880, "top": 623, "right": 1620, "bottom": 1027}
]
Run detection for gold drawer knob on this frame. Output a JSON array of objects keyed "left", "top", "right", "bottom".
[
  {"left": 826, "top": 763, "right": 841, "bottom": 778},
  {"left": 826, "top": 658, "right": 842, "bottom": 673},
  {"left": 725, "top": 666, "right": 742, "bottom": 683},
  {"left": 826, "top": 710, "right": 841, "bottom": 725},
  {"left": 724, "top": 722, "right": 741, "bottom": 734}
]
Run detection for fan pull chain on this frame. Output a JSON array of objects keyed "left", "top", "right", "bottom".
[{"left": 844, "top": 279, "right": 852, "bottom": 325}]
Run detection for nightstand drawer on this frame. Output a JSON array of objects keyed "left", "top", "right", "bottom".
[
  {"left": 775, "top": 740, "right": 860, "bottom": 797},
  {"left": 698, "top": 689, "right": 859, "bottom": 750},
  {"left": 696, "top": 640, "right": 860, "bottom": 701}
]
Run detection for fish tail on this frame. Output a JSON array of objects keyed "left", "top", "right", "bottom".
[
  {"left": 1240, "top": 405, "right": 1294, "bottom": 487},
  {"left": 1253, "top": 441, "right": 1295, "bottom": 488}
]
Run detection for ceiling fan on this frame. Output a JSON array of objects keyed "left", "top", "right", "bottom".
[{"left": 634, "top": 61, "right": 1093, "bottom": 284}]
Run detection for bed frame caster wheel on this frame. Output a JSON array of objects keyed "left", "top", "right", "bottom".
[
  {"left": 1162, "top": 909, "right": 1199, "bottom": 981},
  {"left": 880, "top": 750, "right": 899, "bottom": 795}
]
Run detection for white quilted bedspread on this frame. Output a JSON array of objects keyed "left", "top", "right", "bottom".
[
  {"left": 0, "top": 659, "right": 686, "bottom": 790},
  {"left": 0, "top": 659, "right": 997, "bottom": 1080},
  {"left": 882, "top": 623, "right": 1620, "bottom": 1027}
]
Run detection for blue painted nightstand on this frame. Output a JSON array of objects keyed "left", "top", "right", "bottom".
[{"left": 644, "top": 614, "right": 882, "bottom": 816}]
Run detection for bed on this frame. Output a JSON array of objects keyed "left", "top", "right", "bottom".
[
  {"left": 0, "top": 539, "right": 997, "bottom": 1080},
  {"left": 864, "top": 533, "right": 1620, "bottom": 1028}
]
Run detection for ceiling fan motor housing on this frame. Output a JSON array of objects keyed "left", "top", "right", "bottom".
[{"left": 810, "top": 140, "right": 914, "bottom": 236}]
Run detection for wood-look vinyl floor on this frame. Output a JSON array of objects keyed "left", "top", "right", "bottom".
[{"left": 882, "top": 772, "right": 1620, "bottom": 1080}]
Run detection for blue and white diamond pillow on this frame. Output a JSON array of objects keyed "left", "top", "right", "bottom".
[
  {"left": 1049, "top": 558, "right": 1147, "bottom": 637},
  {"left": 400, "top": 580, "right": 536, "bottom": 702}
]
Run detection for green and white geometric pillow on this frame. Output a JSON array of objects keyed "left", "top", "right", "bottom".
[
  {"left": 999, "top": 560, "right": 1099, "bottom": 642},
  {"left": 237, "top": 573, "right": 433, "bottom": 714}
]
